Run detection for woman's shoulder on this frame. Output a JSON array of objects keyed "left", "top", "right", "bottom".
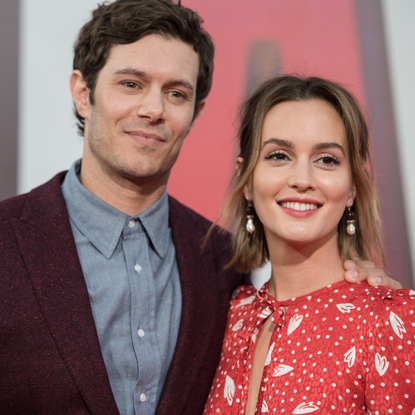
[
  {"left": 352, "top": 283, "right": 415, "bottom": 308},
  {"left": 376, "top": 286, "right": 415, "bottom": 306},
  {"left": 350, "top": 283, "right": 415, "bottom": 333}
]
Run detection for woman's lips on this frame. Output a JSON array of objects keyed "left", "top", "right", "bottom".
[
  {"left": 279, "top": 201, "right": 320, "bottom": 211},
  {"left": 278, "top": 200, "right": 322, "bottom": 218}
]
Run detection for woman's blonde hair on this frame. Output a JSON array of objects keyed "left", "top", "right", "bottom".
[{"left": 221, "top": 75, "right": 385, "bottom": 273}]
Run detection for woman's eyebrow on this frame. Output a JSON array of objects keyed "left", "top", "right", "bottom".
[
  {"left": 262, "top": 138, "right": 294, "bottom": 149},
  {"left": 262, "top": 138, "right": 345, "bottom": 156},
  {"left": 313, "top": 142, "right": 345, "bottom": 155}
]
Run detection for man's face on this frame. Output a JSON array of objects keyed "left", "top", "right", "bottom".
[{"left": 77, "top": 34, "right": 202, "bottom": 186}]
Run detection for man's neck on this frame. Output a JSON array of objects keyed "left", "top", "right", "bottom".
[{"left": 79, "top": 160, "right": 168, "bottom": 217}]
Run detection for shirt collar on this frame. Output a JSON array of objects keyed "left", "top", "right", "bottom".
[
  {"left": 137, "top": 187, "right": 170, "bottom": 258},
  {"left": 61, "top": 159, "right": 170, "bottom": 259}
]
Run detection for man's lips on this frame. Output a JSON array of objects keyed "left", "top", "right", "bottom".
[{"left": 125, "top": 130, "right": 166, "bottom": 145}]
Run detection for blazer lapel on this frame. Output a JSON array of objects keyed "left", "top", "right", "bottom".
[
  {"left": 156, "top": 197, "right": 219, "bottom": 414},
  {"left": 12, "top": 173, "right": 119, "bottom": 415}
]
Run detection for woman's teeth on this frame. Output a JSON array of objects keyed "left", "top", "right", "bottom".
[{"left": 280, "top": 202, "right": 319, "bottom": 211}]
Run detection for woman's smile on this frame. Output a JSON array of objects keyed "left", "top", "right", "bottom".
[{"left": 278, "top": 200, "right": 321, "bottom": 218}]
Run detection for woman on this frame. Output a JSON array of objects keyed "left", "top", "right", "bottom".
[{"left": 204, "top": 76, "right": 415, "bottom": 414}]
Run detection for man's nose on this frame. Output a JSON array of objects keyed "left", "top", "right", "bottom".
[{"left": 136, "top": 89, "right": 166, "bottom": 123}]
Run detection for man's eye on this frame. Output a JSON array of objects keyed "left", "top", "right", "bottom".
[
  {"left": 170, "top": 91, "right": 184, "bottom": 99},
  {"left": 123, "top": 82, "right": 137, "bottom": 88}
]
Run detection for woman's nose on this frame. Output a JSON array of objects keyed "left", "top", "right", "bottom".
[{"left": 287, "top": 162, "right": 316, "bottom": 191}]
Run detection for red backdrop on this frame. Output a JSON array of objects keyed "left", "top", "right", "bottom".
[{"left": 168, "top": 0, "right": 364, "bottom": 223}]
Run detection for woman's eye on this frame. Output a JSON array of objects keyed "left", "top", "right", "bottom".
[
  {"left": 318, "top": 155, "right": 340, "bottom": 166},
  {"left": 265, "top": 152, "right": 288, "bottom": 161}
]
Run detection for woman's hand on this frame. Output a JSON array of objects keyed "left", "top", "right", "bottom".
[{"left": 343, "top": 260, "right": 402, "bottom": 289}]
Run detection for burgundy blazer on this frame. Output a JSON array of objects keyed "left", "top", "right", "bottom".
[{"left": 0, "top": 172, "right": 249, "bottom": 415}]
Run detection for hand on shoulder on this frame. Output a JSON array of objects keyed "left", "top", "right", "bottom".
[{"left": 343, "top": 260, "right": 403, "bottom": 290}]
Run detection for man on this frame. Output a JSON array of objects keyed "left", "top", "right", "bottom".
[{"left": 0, "top": 1, "right": 399, "bottom": 414}]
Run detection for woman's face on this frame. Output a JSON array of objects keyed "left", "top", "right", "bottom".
[{"left": 244, "top": 99, "right": 355, "bottom": 249}]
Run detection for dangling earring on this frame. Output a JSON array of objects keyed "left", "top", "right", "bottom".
[
  {"left": 246, "top": 201, "right": 255, "bottom": 234},
  {"left": 345, "top": 207, "right": 356, "bottom": 235}
]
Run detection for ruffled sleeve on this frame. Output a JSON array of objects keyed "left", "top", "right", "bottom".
[
  {"left": 363, "top": 288, "right": 415, "bottom": 412},
  {"left": 220, "top": 285, "right": 258, "bottom": 348},
  {"left": 229, "top": 284, "right": 257, "bottom": 306}
]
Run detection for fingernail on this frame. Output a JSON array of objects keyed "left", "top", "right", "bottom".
[
  {"left": 373, "top": 277, "right": 381, "bottom": 285},
  {"left": 348, "top": 270, "right": 358, "bottom": 279}
]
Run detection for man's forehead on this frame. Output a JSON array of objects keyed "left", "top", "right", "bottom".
[{"left": 103, "top": 34, "right": 199, "bottom": 81}]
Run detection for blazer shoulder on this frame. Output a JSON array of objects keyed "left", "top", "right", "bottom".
[
  {"left": 168, "top": 194, "right": 232, "bottom": 248},
  {"left": 0, "top": 193, "right": 28, "bottom": 222},
  {"left": 0, "top": 171, "right": 68, "bottom": 226},
  {"left": 168, "top": 195, "right": 213, "bottom": 228},
  {"left": 168, "top": 195, "right": 249, "bottom": 288}
]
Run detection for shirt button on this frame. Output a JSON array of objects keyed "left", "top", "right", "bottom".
[
  {"left": 134, "top": 264, "right": 142, "bottom": 273},
  {"left": 128, "top": 220, "right": 135, "bottom": 228},
  {"left": 138, "top": 329, "right": 145, "bottom": 338},
  {"left": 140, "top": 393, "right": 146, "bottom": 402}
]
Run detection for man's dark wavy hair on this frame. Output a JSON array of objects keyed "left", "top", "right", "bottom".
[{"left": 73, "top": 0, "right": 214, "bottom": 135}]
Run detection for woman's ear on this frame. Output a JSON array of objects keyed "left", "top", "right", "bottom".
[
  {"left": 347, "top": 183, "right": 356, "bottom": 208},
  {"left": 243, "top": 184, "right": 253, "bottom": 202},
  {"left": 236, "top": 157, "right": 243, "bottom": 177},
  {"left": 236, "top": 157, "right": 253, "bottom": 201}
]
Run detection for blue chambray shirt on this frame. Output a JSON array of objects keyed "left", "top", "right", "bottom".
[{"left": 61, "top": 160, "right": 182, "bottom": 415}]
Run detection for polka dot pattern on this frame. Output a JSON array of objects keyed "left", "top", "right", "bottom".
[{"left": 204, "top": 281, "right": 415, "bottom": 414}]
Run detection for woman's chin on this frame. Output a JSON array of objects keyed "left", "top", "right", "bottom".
[
  {"left": 268, "top": 229, "right": 336, "bottom": 253},
  {"left": 273, "top": 235, "right": 317, "bottom": 250}
]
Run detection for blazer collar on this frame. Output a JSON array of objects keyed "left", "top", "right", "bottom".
[{"left": 13, "top": 172, "right": 119, "bottom": 415}]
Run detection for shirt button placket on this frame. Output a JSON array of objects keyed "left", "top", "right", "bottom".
[{"left": 134, "top": 263, "right": 142, "bottom": 273}]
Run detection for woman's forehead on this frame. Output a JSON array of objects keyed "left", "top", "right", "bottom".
[{"left": 261, "top": 99, "right": 346, "bottom": 147}]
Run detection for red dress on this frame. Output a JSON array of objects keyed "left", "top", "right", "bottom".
[{"left": 204, "top": 280, "right": 415, "bottom": 414}]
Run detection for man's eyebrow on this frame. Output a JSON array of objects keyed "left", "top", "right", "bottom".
[
  {"left": 262, "top": 138, "right": 294, "bottom": 149},
  {"left": 313, "top": 142, "right": 345, "bottom": 155},
  {"left": 113, "top": 68, "right": 149, "bottom": 79},
  {"left": 113, "top": 69, "right": 195, "bottom": 93},
  {"left": 166, "top": 78, "right": 195, "bottom": 93}
]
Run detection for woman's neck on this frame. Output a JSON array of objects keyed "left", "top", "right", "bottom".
[{"left": 267, "top": 233, "right": 345, "bottom": 302}]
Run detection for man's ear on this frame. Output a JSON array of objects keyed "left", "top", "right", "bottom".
[
  {"left": 70, "top": 70, "right": 91, "bottom": 120},
  {"left": 236, "top": 157, "right": 253, "bottom": 201},
  {"left": 194, "top": 99, "right": 206, "bottom": 121}
]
